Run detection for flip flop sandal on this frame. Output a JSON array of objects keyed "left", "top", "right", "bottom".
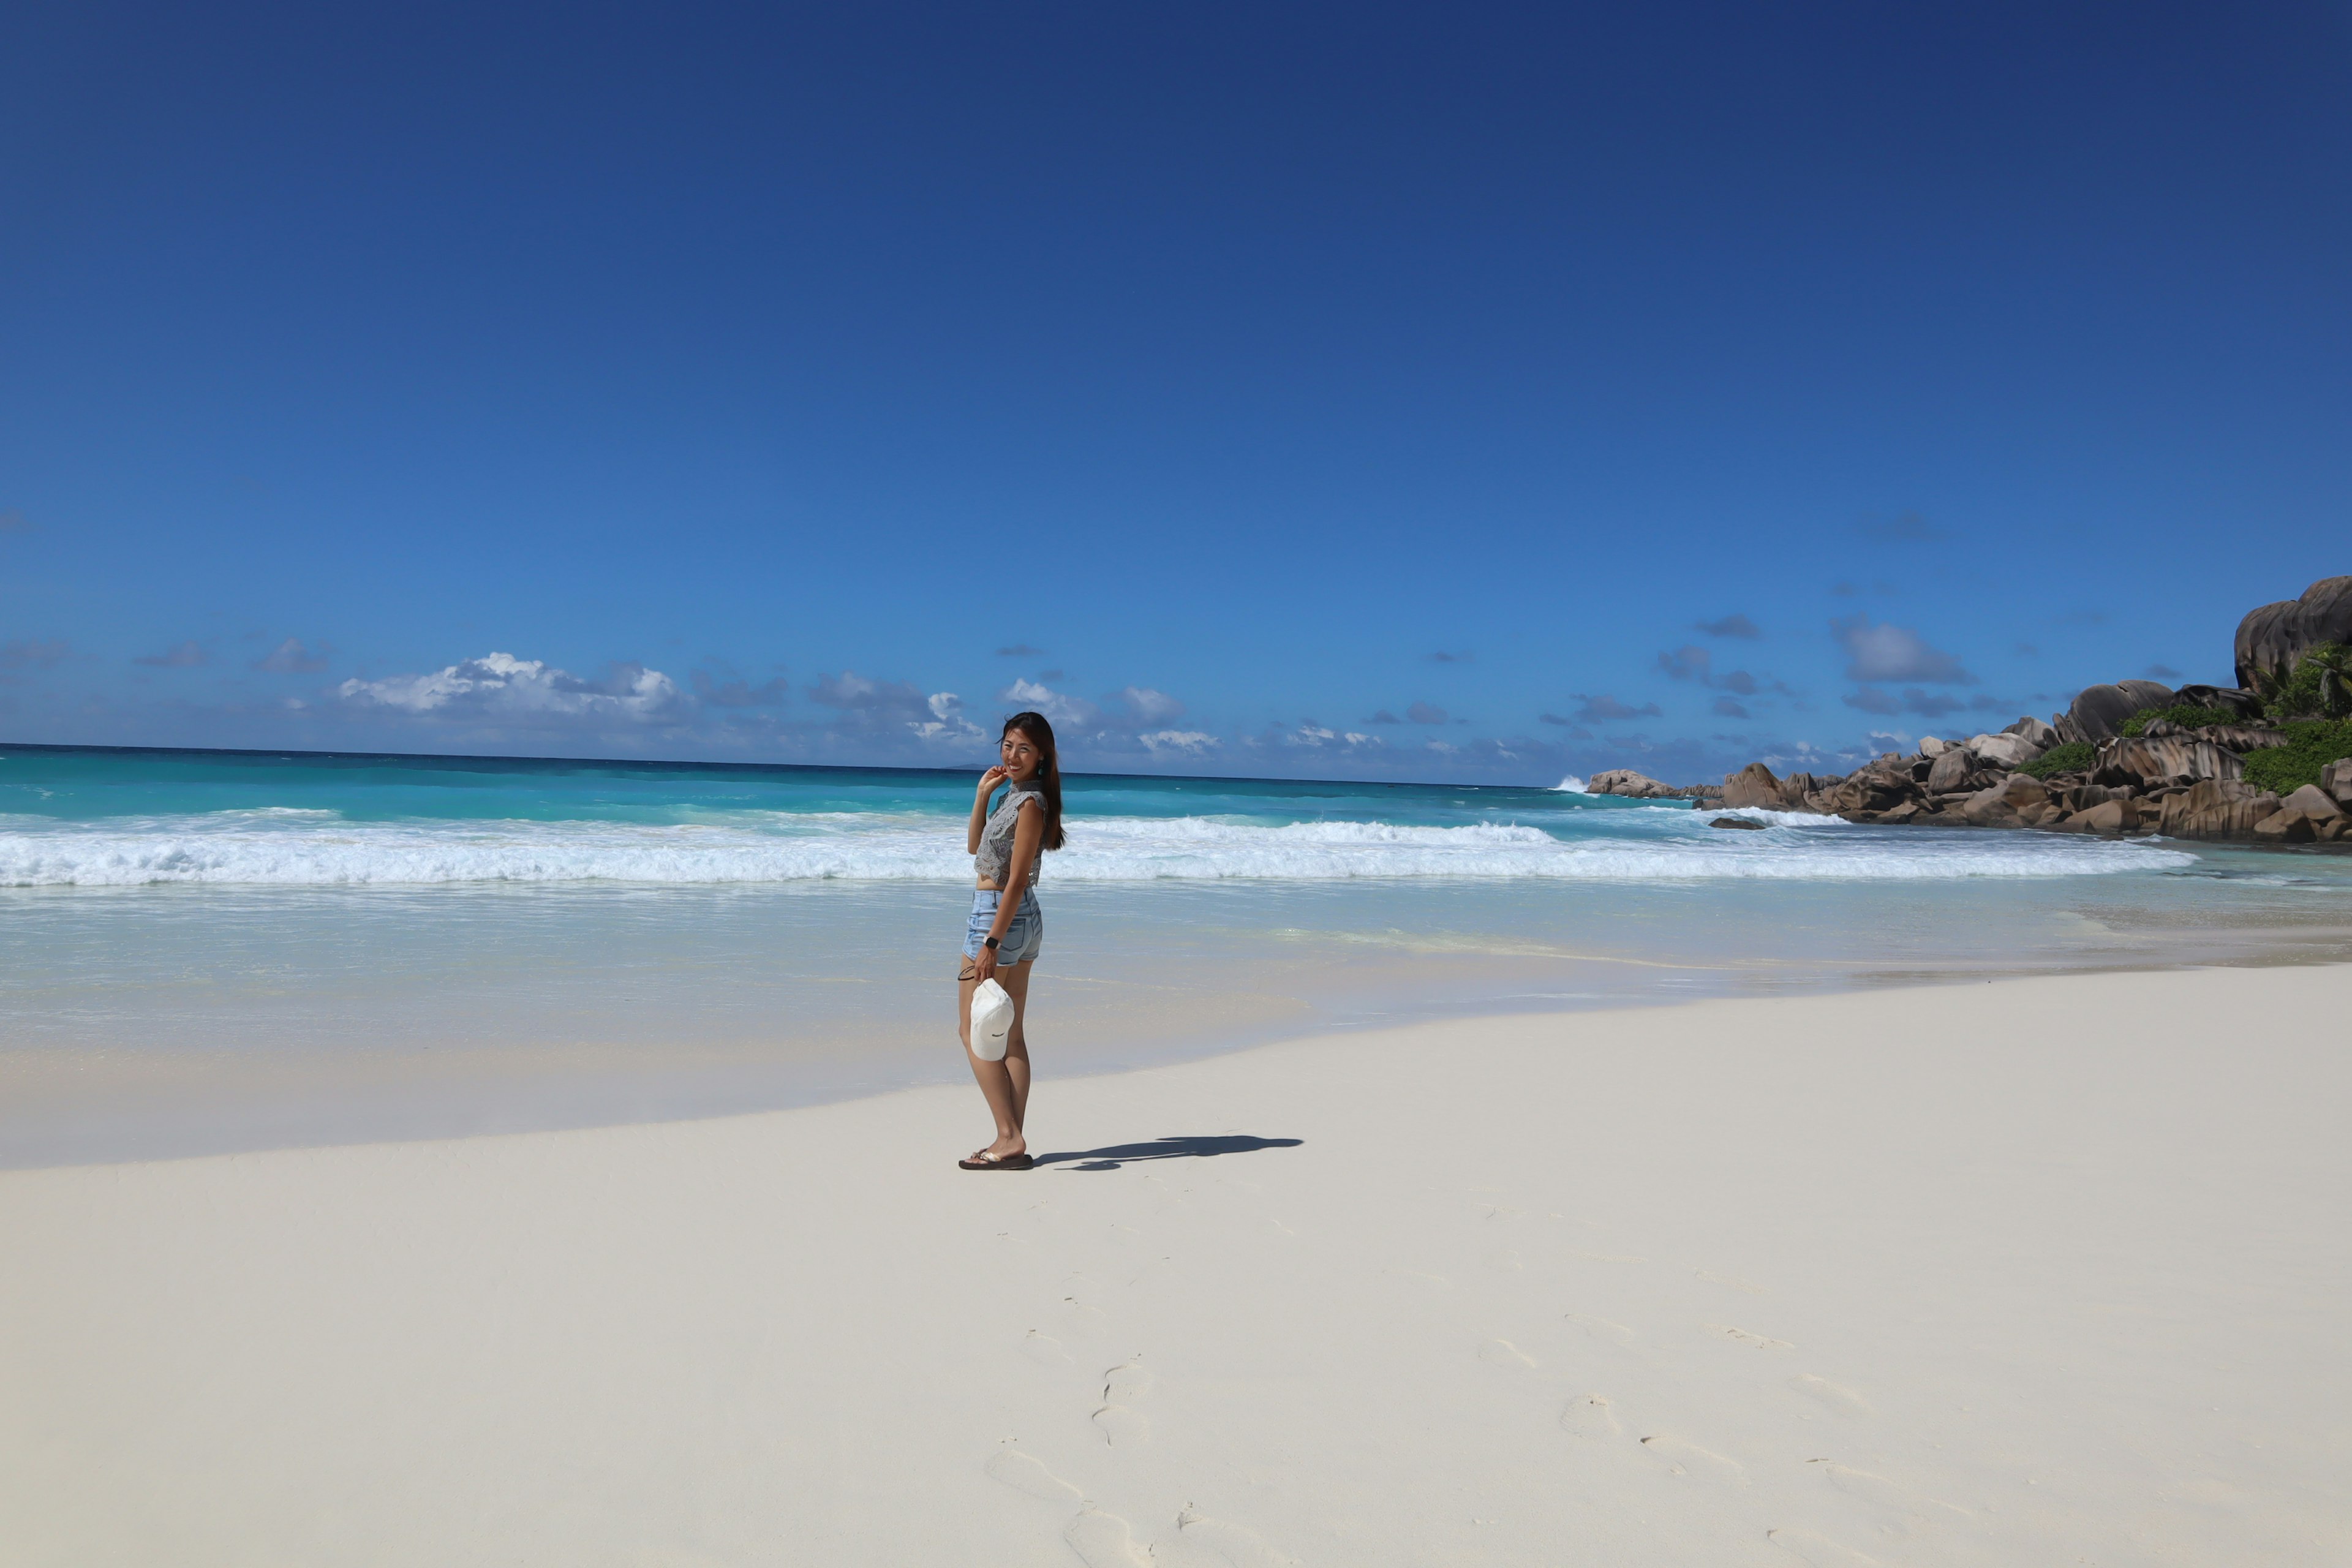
[{"left": 959, "top": 1148, "right": 1035, "bottom": 1170}]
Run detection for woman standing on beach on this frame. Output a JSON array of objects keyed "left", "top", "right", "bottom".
[{"left": 956, "top": 710, "right": 1065, "bottom": 1170}]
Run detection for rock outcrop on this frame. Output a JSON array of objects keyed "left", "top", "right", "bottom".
[
  {"left": 1626, "top": 576, "right": 2349, "bottom": 848},
  {"left": 1721, "top": 762, "right": 1786, "bottom": 812},
  {"left": 2173, "top": 684, "right": 2265, "bottom": 721},
  {"left": 2236, "top": 576, "right": 2352, "bottom": 691},
  {"left": 2183, "top": 724, "right": 2287, "bottom": 755},
  {"left": 1962, "top": 774, "right": 2047, "bottom": 827},
  {"left": 2155, "top": 779, "right": 2282, "bottom": 840},
  {"left": 2282, "top": 783, "right": 2345, "bottom": 823},
  {"left": 1925, "top": 747, "right": 1974, "bottom": 794},
  {"left": 2092, "top": 734, "right": 2244, "bottom": 786},
  {"left": 1679, "top": 710, "right": 2342, "bottom": 842},
  {"left": 2065, "top": 680, "right": 2176, "bottom": 743},
  {"left": 1586, "top": 769, "right": 1679, "bottom": 798},
  {"left": 1588, "top": 769, "right": 1723, "bottom": 801},
  {"left": 1966, "top": 731, "right": 2039, "bottom": 769}
]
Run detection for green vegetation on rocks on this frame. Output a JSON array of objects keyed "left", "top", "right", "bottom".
[
  {"left": 2240, "top": 719, "right": 2352, "bottom": 796},
  {"left": 2119, "top": 704, "right": 2241, "bottom": 736},
  {"left": 2019, "top": 741, "right": 2094, "bottom": 780},
  {"left": 2256, "top": 643, "right": 2351, "bottom": 721}
]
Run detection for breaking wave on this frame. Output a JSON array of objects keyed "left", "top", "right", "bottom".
[{"left": 0, "top": 809, "right": 2196, "bottom": 887}]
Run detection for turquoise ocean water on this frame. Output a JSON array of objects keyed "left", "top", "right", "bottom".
[
  {"left": 0, "top": 741, "right": 2220, "bottom": 884},
  {"left": 4, "top": 743, "right": 2348, "bottom": 1164}
]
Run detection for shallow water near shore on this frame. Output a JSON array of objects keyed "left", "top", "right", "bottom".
[{"left": 4, "top": 743, "right": 2350, "bottom": 1166}]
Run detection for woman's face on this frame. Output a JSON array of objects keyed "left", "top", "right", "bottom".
[{"left": 1001, "top": 729, "right": 1042, "bottom": 781}]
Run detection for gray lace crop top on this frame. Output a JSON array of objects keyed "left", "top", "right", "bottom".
[{"left": 974, "top": 784, "right": 1044, "bottom": 886}]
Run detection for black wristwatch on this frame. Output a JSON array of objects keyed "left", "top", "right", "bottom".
[{"left": 984, "top": 935, "right": 1000, "bottom": 951}]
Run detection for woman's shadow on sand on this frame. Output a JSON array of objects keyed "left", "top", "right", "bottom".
[{"left": 1033, "top": 1134, "right": 1303, "bottom": 1172}]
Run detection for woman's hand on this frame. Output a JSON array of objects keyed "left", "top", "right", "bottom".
[
  {"left": 976, "top": 765, "right": 1008, "bottom": 802},
  {"left": 972, "top": 941, "right": 999, "bottom": 983}
]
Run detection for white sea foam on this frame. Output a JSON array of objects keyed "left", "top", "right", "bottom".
[
  {"left": 1693, "top": 805, "right": 1862, "bottom": 827},
  {"left": 0, "top": 810, "right": 2196, "bottom": 887},
  {"left": 1553, "top": 775, "right": 1588, "bottom": 793}
]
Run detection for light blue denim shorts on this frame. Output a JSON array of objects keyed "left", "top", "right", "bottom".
[{"left": 964, "top": 888, "right": 1044, "bottom": 965}]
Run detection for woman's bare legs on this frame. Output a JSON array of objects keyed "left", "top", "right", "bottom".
[
  {"left": 957, "top": 955, "right": 1036, "bottom": 1157},
  {"left": 999, "top": 959, "right": 1034, "bottom": 1129}
]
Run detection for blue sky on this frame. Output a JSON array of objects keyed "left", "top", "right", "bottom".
[{"left": 2, "top": 2, "right": 2347, "bottom": 783}]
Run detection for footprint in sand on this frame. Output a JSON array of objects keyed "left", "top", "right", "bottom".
[
  {"left": 1566, "top": 1313, "right": 1636, "bottom": 1346},
  {"left": 1065, "top": 1508, "right": 1152, "bottom": 1568},
  {"left": 1477, "top": 1336, "right": 1537, "bottom": 1369},
  {"left": 1164, "top": 1507, "right": 1300, "bottom": 1567},
  {"left": 1766, "top": 1528, "right": 1881, "bottom": 1567},
  {"left": 984, "top": 1449, "right": 1084, "bottom": 1503},
  {"left": 1790, "top": 1374, "right": 1871, "bottom": 1416},
  {"left": 1815, "top": 1463, "right": 1969, "bottom": 1535},
  {"left": 1640, "top": 1434, "right": 1746, "bottom": 1485},
  {"left": 1705, "top": 1323, "right": 1795, "bottom": 1351},
  {"left": 1093, "top": 1403, "right": 1148, "bottom": 1447},
  {"left": 1062, "top": 1297, "right": 1109, "bottom": 1340},
  {"left": 1102, "top": 1359, "right": 1153, "bottom": 1403},
  {"left": 1023, "top": 1331, "right": 1074, "bottom": 1368},
  {"left": 1559, "top": 1393, "right": 1622, "bottom": 1439}
]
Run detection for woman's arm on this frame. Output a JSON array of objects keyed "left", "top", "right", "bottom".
[{"left": 968, "top": 766, "right": 1007, "bottom": 855}]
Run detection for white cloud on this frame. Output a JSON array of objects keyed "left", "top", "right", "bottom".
[
  {"left": 910, "top": 692, "right": 984, "bottom": 743},
  {"left": 810, "top": 670, "right": 929, "bottom": 716},
  {"left": 254, "top": 638, "right": 331, "bottom": 674},
  {"left": 1759, "top": 739, "right": 1835, "bottom": 771},
  {"left": 1001, "top": 677, "right": 1099, "bottom": 728},
  {"left": 337, "top": 651, "right": 683, "bottom": 722},
  {"left": 1342, "top": 732, "right": 1381, "bottom": 747},
  {"left": 690, "top": 668, "right": 790, "bottom": 707},
  {"left": 1115, "top": 685, "right": 1186, "bottom": 725},
  {"left": 1139, "top": 729, "right": 1220, "bottom": 755},
  {"left": 1285, "top": 723, "right": 1339, "bottom": 747},
  {"left": 1833, "top": 616, "right": 1973, "bottom": 684}
]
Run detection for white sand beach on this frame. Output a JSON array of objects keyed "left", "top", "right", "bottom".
[{"left": 2, "top": 963, "right": 2345, "bottom": 1566}]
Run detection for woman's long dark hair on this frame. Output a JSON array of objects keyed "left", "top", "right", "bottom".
[{"left": 1003, "top": 710, "right": 1066, "bottom": 851}]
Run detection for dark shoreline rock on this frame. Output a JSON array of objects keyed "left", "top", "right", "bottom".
[
  {"left": 1619, "top": 576, "right": 2351, "bottom": 847},
  {"left": 1586, "top": 768, "right": 1724, "bottom": 802},
  {"left": 2067, "top": 680, "right": 2177, "bottom": 744},
  {"left": 2236, "top": 576, "right": 2352, "bottom": 692}
]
